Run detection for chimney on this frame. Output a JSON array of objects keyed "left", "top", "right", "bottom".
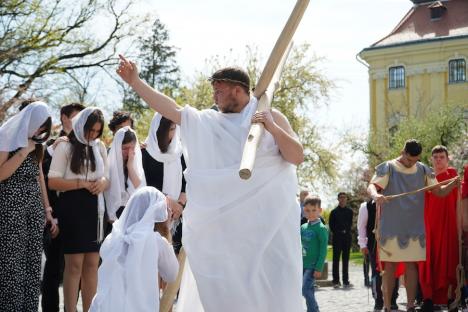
[
  {"left": 429, "top": 1, "right": 447, "bottom": 20},
  {"left": 410, "top": 0, "right": 436, "bottom": 4}
]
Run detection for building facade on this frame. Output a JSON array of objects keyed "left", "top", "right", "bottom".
[{"left": 359, "top": 0, "right": 468, "bottom": 135}]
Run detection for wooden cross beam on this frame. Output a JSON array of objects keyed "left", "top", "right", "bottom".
[{"left": 239, "top": 0, "right": 310, "bottom": 180}]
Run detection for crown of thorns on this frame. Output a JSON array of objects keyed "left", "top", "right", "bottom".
[
  {"left": 208, "top": 77, "right": 250, "bottom": 89},
  {"left": 208, "top": 67, "right": 250, "bottom": 89}
]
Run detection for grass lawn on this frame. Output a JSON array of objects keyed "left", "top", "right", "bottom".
[{"left": 326, "top": 246, "right": 364, "bottom": 265}]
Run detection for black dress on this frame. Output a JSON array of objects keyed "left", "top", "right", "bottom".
[
  {"left": 0, "top": 150, "right": 44, "bottom": 311},
  {"left": 56, "top": 188, "right": 100, "bottom": 254},
  {"left": 141, "top": 148, "right": 186, "bottom": 253}
]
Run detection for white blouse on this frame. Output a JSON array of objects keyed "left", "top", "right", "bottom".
[{"left": 48, "top": 141, "right": 109, "bottom": 181}]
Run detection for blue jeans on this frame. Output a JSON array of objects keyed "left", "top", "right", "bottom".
[{"left": 302, "top": 269, "right": 319, "bottom": 312}]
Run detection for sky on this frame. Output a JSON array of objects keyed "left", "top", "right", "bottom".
[
  {"left": 130, "top": 0, "right": 412, "bottom": 205},
  {"left": 136, "top": 0, "right": 411, "bottom": 132}
]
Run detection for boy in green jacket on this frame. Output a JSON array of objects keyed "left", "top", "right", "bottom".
[{"left": 301, "top": 196, "right": 329, "bottom": 312}]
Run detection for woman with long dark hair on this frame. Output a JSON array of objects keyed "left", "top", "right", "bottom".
[
  {"left": 48, "top": 107, "right": 109, "bottom": 312},
  {"left": 142, "top": 113, "right": 186, "bottom": 254},
  {"left": 0, "top": 101, "right": 57, "bottom": 311},
  {"left": 104, "top": 126, "right": 146, "bottom": 223}
]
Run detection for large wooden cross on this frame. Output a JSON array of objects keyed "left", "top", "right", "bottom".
[
  {"left": 239, "top": 0, "right": 310, "bottom": 179},
  {"left": 159, "top": 1, "right": 310, "bottom": 310}
]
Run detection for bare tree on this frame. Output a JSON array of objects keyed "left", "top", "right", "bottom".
[{"left": 0, "top": 0, "right": 144, "bottom": 121}]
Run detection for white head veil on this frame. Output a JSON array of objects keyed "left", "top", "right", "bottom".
[
  {"left": 0, "top": 101, "right": 50, "bottom": 152},
  {"left": 144, "top": 113, "right": 183, "bottom": 199},
  {"left": 104, "top": 126, "right": 146, "bottom": 221},
  {"left": 90, "top": 186, "right": 168, "bottom": 312},
  {"left": 71, "top": 106, "right": 106, "bottom": 242}
]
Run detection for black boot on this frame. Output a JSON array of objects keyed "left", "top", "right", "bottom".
[{"left": 419, "top": 299, "right": 434, "bottom": 312}]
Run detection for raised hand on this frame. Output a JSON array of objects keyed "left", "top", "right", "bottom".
[
  {"left": 116, "top": 54, "right": 139, "bottom": 86},
  {"left": 127, "top": 149, "right": 135, "bottom": 168}
]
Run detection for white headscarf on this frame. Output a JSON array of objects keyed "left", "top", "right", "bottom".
[
  {"left": 90, "top": 186, "right": 169, "bottom": 312},
  {"left": 104, "top": 126, "right": 146, "bottom": 221},
  {"left": 0, "top": 101, "right": 50, "bottom": 152},
  {"left": 144, "top": 113, "right": 183, "bottom": 199},
  {"left": 72, "top": 106, "right": 106, "bottom": 242}
]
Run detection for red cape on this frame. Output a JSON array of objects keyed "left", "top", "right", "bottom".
[{"left": 418, "top": 168, "right": 459, "bottom": 304}]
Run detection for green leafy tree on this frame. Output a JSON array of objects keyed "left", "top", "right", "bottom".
[
  {"left": 347, "top": 101, "right": 467, "bottom": 203},
  {"left": 173, "top": 43, "right": 338, "bottom": 189},
  {"left": 363, "top": 103, "right": 468, "bottom": 170}
]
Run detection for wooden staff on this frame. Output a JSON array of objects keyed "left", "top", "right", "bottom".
[
  {"left": 159, "top": 247, "right": 187, "bottom": 312},
  {"left": 238, "top": 0, "right": 310, "bottom": 180}
]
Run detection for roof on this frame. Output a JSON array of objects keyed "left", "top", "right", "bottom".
[{"left": 364, "top": 0, "right": 468, "bottom": 51}]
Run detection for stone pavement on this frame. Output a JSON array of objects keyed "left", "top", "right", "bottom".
[
  {"left": 314, "top": 262, "right": 408, "bottom": 312},
  {"left": 42, "top": 262, "right": 461, "bottom": 312}
]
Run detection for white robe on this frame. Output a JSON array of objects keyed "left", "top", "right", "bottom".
[
  {"left": 177, "top": 99, "right": 302, "bottom": 312},
  {"left": 90, "top": 186, "right": 179, "bottom": 312}
]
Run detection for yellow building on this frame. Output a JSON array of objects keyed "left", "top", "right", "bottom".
[{"left": 359, "top": 0, "right": 468, "bottom": 134}]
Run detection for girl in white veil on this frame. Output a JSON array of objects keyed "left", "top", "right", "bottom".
[
  {"left": 104, "top": 126, "right": 146, "bottom": 223},
  {"left": 141, "top": 113, "right": 186, "bottom": 254},
  {"left": 0, "top": 101, "right": 57, "bottom": 311},
  {"left": 48, "top": 107, "right": 109, "bottom": 312},
  {"left": 90, "top": 186, "right": 179, "bottom": 312}
]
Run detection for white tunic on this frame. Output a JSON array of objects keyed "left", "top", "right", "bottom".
[{"left": 177, "top": 99, "right": 302, "bottom": 312}]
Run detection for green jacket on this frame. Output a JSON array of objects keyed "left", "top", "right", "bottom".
[{"left": 301, "top": 220, "right": 328, "bottom": 271}]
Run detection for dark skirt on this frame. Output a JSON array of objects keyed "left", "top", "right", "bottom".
[
  {"left": 104, "top": 206, "right": 125, "bottom": 237},
  {"left": 56, "top": 189, "right": 100, "bottom": 254}
]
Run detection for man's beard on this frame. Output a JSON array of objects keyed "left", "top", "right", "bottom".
[{"left": 218, "top": 98, "right": 240, "bottom": 114}]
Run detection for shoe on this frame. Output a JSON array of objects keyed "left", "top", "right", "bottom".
[
  {"left": 420, "top": 299, "right": 434, "bottom": 312},
  {"left": 332, "top": 282, "right": 341, "bottom": 289},
  {"left": 373, "top": 303, "right": 383, "bottom": 311},
  {"left": 447, "top": 299, "right": 457, "bottom": 312},
  {"left": 343, "top": 283, "right": 353, "bottom": 289}
]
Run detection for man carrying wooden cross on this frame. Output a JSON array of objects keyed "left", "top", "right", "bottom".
[{"left": 117, "top": 57, "right": 304, "bottom": 311}]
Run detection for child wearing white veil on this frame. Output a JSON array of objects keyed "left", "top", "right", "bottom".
[
  {"left": 104, "top": 126, "right": 146, "bottom": 223},
  {"left": 90, "top": 186, "right": 179, "bottom": 312}
]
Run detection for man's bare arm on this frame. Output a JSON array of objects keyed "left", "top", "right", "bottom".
[
  {"left": 431, "top": 178, "right": 459, "bottom": 197},
  {"left": 117, "top": 54, "right": 182, "bottom": 125},
  {"left": 367, "top": 183, "right": 386, "bottom": 206},
  {"left": 251, "top": 109, "right": 304, "bottom": 165}
]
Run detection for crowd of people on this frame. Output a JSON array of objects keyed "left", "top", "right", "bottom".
[
  {"left": 300, "top": 140, "right": 467, "bottom": 312},
  {"left": 0, "top": 100, "right": 186, "bottom": 311},
  {"left": 0, "top": 55, "right": 467, "bottom": 312},
  {"left": 0, "top": 55, "right": 304, "bottom": 312}
]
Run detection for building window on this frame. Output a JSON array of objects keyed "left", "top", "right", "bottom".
[
  {"left": 449, "top": 59, "right": 466, "bottom": 83},
  {"left": 389, "top": 66, "right": 405, "bottom": 89}
]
